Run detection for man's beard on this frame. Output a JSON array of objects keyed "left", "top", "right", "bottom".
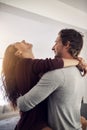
[{"left": 54, "top": 54, "right": 62, "bottom": 58}]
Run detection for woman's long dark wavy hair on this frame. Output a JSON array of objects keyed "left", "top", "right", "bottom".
[{"left": 2, "top": 44, "right": 20, "bottom": 109}]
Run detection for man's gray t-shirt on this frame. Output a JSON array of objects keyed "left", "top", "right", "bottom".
[{"left": 17, "top": 66, "right": 85, "bottom": 130}]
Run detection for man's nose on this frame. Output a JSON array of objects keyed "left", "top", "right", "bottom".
[{"left": 52, "top": 45, "right": 55, "bottom": 50}]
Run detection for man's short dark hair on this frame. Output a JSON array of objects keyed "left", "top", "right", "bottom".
[{"left": 59, "top": 29, "right": 83, "bottom": 58}]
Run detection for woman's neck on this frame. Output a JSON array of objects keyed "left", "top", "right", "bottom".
[{"left": 22, "top": 51, "right": 34, "bottom": 59}]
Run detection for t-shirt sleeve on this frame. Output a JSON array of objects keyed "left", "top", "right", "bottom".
[
  {"left": 32, "top": 58, "right": 64, "bottom": 74},
  {"left": 17, "top": 70, "right": 64, "bottom": 111}
]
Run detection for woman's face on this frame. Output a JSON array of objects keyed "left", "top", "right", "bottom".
[
  {"left": 14, "top": 41, "right": 33, "bottom": 53},
  {"left": 14, "top": 40, "right": 34, "bottom": 58}
]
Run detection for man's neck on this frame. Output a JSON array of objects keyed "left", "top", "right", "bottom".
[{"left": 62, "top": 53, "right": 74, "bottom": 59}]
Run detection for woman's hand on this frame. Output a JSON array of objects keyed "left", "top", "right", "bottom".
[{"left": 77, "top": 57, "right": 87, "bottom": 76}]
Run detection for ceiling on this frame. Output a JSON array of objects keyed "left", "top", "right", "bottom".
[
  {"left": 0, "top": 0, "right": 87, "bottom": 13},
  {"left": 0, "top": 0, "right": 87, "bottom": 30},
  {"left": 57, "top": 0, "right": 87, "bottom": 13}
]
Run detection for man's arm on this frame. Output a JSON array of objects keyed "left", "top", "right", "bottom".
[{"left": 17, "top": 70, "right": 64, "bottom": 111}]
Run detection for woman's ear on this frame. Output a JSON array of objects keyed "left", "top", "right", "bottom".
[{"left": 15, "top": 50, "right": 22, "bottom": 57}]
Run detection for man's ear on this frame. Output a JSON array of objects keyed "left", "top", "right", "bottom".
[
  {"left": 15, "top": 50, "right": 22, "bottom": 57},
  {"left": 65, "top": 41, "right": 70, "bottom": 50}
]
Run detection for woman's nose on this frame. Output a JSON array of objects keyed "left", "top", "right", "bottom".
[{"left": 21, "top": 40, "right": 25, "bottom": 43}]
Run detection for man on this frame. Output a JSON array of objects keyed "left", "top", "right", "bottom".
[{"left": 17, "top": 29, "right": 86, "bottom": 130}]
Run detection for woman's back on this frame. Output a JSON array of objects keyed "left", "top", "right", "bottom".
[{"left": 15, "top": 59, "right": 48, "bottom": 130}]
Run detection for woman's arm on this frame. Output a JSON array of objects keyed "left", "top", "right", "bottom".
[
  {"left": 63, "top": 58, "right": 79, "bottom": 67},
  {"left": 32, "top": 58, "right": 79, "bottom": 74},
  {"left": 21, "top": 40, "right": 79, "bottom": 74}
]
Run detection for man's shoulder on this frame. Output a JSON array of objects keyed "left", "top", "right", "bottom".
[
  {"left": 47, "top": 66, "right": 75, "bottom": 73},
  {"left": 43, "top": 66, "right": 79, "bottom": 78},
  {"left": 42, "top": 68, "right": 64, "bottom": 80},
  {"left": 46, "top": 66, "right": 80, "bottom": 77}
]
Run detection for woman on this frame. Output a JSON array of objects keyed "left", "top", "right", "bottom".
[{"left": 2, "top": 40, "right": 79, "bottom": 130}]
